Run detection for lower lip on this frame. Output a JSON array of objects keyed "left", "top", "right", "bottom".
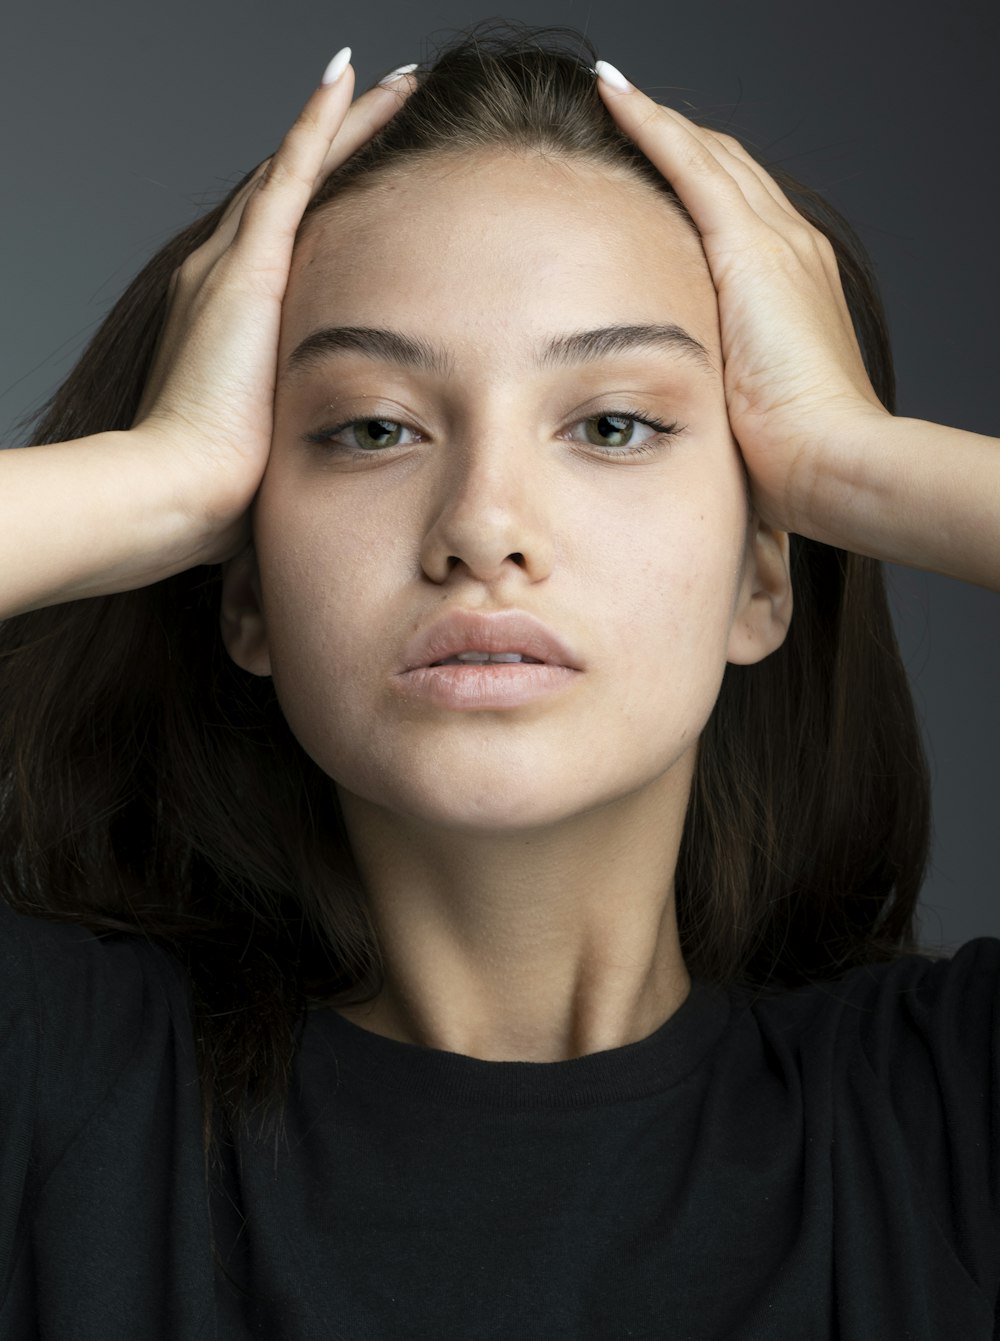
[{"left": 393, "top": 663, "right": 579, "bottom": 709}]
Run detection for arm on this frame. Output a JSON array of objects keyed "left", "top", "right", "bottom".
[
  {"left": 800, "top": 415, "right": 1000, "bottom": 594},
  {"left": 0, "top": 433, "right": 206, "bottom": 620}
]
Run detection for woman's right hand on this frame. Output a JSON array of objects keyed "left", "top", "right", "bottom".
[{"left": 132, "top": 51, "right": 417, "bottom": 565}]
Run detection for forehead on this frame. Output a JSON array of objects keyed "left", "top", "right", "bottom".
[{"left": 283, "top": 152, "right": 718, "bottom": 364}]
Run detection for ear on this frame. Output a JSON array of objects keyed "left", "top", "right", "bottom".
[
  {"left": 219, "top": 543, "right": 273, "bottom": 678},
  {"left": 726, "top": 517, "right": 794, "bottom": 666}
]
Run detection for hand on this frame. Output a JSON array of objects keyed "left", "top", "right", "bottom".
[
  {"left": 132, "top": 56, "right": 417, "bottom": 565},
  {"left": 594, "top": 63, "right": 890, "bottom": 537}
]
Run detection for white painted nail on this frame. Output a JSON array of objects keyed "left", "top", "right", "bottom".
[
  {"left": 379, "top": 62, "right": 418, "bottom": 88},
  {"left": 594, "top": 59, "right": 632, "bottom": 92},
  {"left": 321, "top": 47, "right": 352, "bottom": 86}
]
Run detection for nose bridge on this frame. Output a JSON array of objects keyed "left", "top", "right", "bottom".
[
  {"left": 420, "top": 381, "right": 552, "bottom": 580},
  {"left": 439, "top": 380, "right": 537, "bottom": 494}
]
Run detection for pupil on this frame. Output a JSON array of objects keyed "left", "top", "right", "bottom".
[
  {"left": 360, "top": 419, "right": 398, "bottom": 448},
  {"left": 595, "top": 414, "right": 631, "bottom": 447}
]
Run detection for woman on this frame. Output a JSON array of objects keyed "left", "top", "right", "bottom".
[{"left": 1, "top": 20, "right": 997, "bottom": 1338}]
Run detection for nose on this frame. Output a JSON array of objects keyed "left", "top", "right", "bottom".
[{"left": 417, "top": 438, "right": 556, "bottom": 586}]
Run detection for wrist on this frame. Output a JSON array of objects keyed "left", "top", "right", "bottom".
[
  {"left": 0, "top": 429, "right": 220, "bottom": 619},
  {"left": 798, "top": 413, "right": 1000, "bottom": 592}
]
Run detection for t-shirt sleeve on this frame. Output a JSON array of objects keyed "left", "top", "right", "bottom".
[
  {"left": 856, "top": 936, "right": 1000, "bottom": 1302},
  {"left": 0, "top": 899, "right": 158, "bottom": 1306}
]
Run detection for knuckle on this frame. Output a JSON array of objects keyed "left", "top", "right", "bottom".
[
  {"left": 199, "top": 248, "right": 241, "bottom": 291},
  {"left": 255, "top": 151, "right": 299, "bottom": 193},
  {"left": 712, "top": 131, "right": 745, "bottom": 153},
  {"left": 668, "top": 130, "right": 715, "bottom": 175},
  {"left": 264, "top": 116, "right": 324, "bottom": 187},
  {"left": 295, "top": 102, "right": 325, "bottom": 137},
  {"left": 213, "top": 241, "right": 284, "bottom": 298},
  {"left": 781, "top": 215, "right": 818, "bottom": 250},
  {"left": 758, "top": 232, "right": 801, "bottom": 266},
  {"left": 646, "top": 102, "right": 677, "bottom": 137},
  {"left": 174, "top": 253, "right": 202, "bottom": 287},
  {"left": 812, "top": 230, "right": 838, "bottom": 263}
]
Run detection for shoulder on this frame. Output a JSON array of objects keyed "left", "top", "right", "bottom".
[
  {"left": 0, "top": 894, "right": 191, "bottom": 1033},
  {"left": 0, "top": 897, "right": 196, "bottom": 1182},
  {"left": 720, "top": 938, "right": 1000, "bottom": 1152},
  {"left": 740, "top": 938, "right": 1000, "bottom": 1068},
  {"left": 0, "top": 901, "right": 207, "bottom": 1318},
  {"left": 738, "top": 940, "right": 1000, "bottom": 1263},
  {"left": 727, "top": 940, "right": 1000, "bottom": 1295}
]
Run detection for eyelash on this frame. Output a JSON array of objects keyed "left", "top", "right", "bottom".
[{"left": 304, "top": 405, "right": 684, "bottom": 462}]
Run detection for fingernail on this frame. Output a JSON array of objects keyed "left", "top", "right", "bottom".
[
  {"left": 378, "top": 62, "right": 418, "bottom": 88},
  {"left": 321, "top": 47, "right": 352, "bottom": 86},
  {"left": 594, "top": 59, "right": 632, "bottom": 92}
]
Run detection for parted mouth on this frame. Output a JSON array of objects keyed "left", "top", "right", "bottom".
[
  {"left": 429, "top": 651, "right": 545, "bottom": 666},
  {"left": 399, "top": 608, "right": 583, "bottom": 673}
]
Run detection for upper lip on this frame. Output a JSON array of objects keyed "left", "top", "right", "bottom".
[{"left": 399, "top": 608, "right": 583, "bottom": 672}]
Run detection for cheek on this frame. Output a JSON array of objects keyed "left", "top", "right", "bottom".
[
  {"left": 591, "top": 509, "right": 742, "bottom": 722},
  {"left": 252, "top": 527, "right": 382, "bottom": 791},
  {"left": 250, "top": 471, "right": 369, "bottom": 704}
]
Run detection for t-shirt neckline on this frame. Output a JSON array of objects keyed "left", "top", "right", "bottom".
[{"left": 307, "top": 976, "right": 732, "bottom": 1110}]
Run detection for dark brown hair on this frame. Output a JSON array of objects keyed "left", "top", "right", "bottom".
[{"left": 0, "top": 19, "right": 941, "bottom": 1175}]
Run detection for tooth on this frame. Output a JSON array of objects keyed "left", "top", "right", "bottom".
[
  {"left": 434, "top": 651, "right": 536, "bottom": 665},
  {"left": 454, "top": 651, "right": 526, "bottom": 663},
  {"left": 428, "top": 650, "right": 552, "bottom": 666}
]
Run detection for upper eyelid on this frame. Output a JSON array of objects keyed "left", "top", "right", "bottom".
[{"left": 318, "top": 406, "right": 674, "bottom": 437}]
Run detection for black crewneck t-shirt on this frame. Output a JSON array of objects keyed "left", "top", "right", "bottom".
[{"left": 1, "top": 898, "right": 997, "bottom": 1339}]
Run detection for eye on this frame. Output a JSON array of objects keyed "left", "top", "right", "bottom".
[
  {"left": 307, "top": 417, "right": 417, "bottom": 453},
  {"left": 568, "top": 408, "right": 682, "bottom": 457}
]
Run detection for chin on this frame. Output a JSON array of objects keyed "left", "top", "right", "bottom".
[{"left": 340, "top": 769, "right": 603, "bottom": 836}]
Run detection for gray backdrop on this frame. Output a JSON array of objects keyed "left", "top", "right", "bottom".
[{"left": 3, "top": 0, "right": 997, "bottom": 951}]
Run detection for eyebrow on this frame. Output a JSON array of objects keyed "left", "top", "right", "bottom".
[{"left": 282, "top": 322, "right": 719, "bottom": 382}]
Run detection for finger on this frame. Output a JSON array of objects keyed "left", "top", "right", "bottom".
[
  {"left": 151, "top": 60, "right": 419, "bottom": 383},
  {"left": 597, "top": 71, "right": 843, "bottom": 284},
  {"left": 136, "top": 57, "right": 419, "bottom": 430},
  {"left": 217, "top": 157, "right": 274, "bottom": 229},
  {"left": 595, "top": 67, "right": 802, "bottom": 244},
  {"left": 701, "top": 130, "right": 852, "bottom": 308},
  {"left": 594, "top": 67, "right": 861, "bottom": 360},
  {"left": 316, "top": 67, "right": 419, "bottom": 181},
  {"left": 699, "top": 130, "right": 803, "bottom": 223},
  {"left": 213, "top": 63, "right": 418, "bottom": 261},
  {"left": 235, "top": 60, "right": 410, "bottom": 255},
  {"left": 681, "top": 128, "right": 801, "bottom": 232},
  {"left": 709, "top": 138, "right": 858, "bottom": 346}
]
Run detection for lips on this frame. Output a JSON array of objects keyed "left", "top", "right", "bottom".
[{"left": 399, "top": 608, "right": 583, "bottom": 673}]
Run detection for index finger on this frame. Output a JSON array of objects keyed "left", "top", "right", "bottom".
[
  {"left": 213, "top": 61, "right": 418, "bottom": 252},
  {"left": 316, "top": 61, "right": 420, "bottom": 181},
  {"left": 592, "top": 61, "right": 796, "bottom": 240},
  {"left": 234, "top": 54, "right": 418, "bottom": 257}
]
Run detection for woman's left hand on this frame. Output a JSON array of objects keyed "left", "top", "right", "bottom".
[{"left": 594, "top": 61, "right": 890, "bottom": 538}]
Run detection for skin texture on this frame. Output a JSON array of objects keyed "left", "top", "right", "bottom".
[{"left": 220, "top": 149, "right": 794, "bottom": 1062}]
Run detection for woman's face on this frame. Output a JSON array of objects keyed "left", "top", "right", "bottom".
[{"left": 221, "top": 150, "right": 791, "bottom": 836}]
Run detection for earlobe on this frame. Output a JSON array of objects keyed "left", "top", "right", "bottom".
[
  {"left": 726, "top": 522, "right": 794, "bottom": 667},
  {"left": 219, "top": 543, "right": 273, "bottom": 678}
]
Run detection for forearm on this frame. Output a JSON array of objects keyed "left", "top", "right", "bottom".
[
  {"left": 797, "top": 415, "right": 1000, "bottom": 594},
  {"left": 0, "top": 432, "right": 205, "bottom": 620}
]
